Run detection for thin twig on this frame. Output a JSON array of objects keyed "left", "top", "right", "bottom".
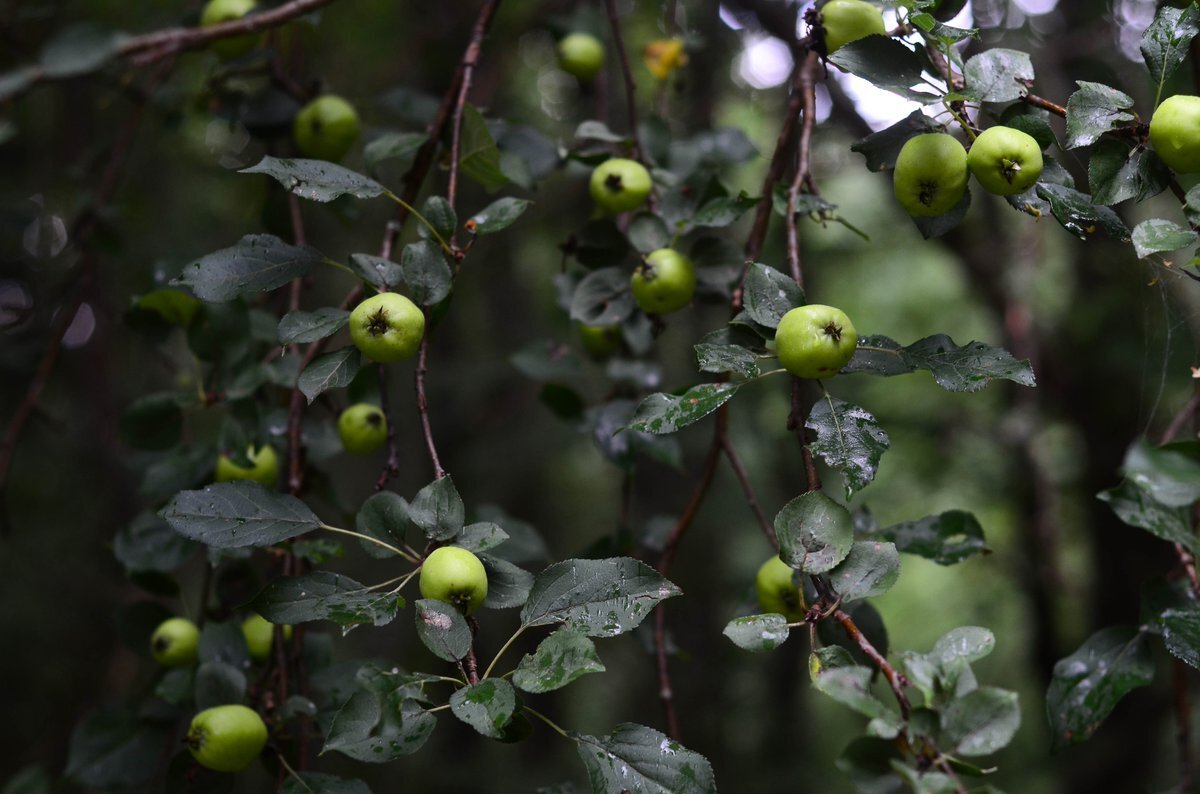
[
  {"left": 375, "top": 364, "right": 401, "bottom": 491},
  {"left": 1161, "top": 391, "right": 1200, "bottom": 445},
  {"left": 414, "top": 334, "right": 446, "bottom": 480},
  {"left": 1022, "top": 93, "right": 1067, "bottom": 118},
  {"left": 831, "top": 606, "right": 911, "bottom": 718},
  {"left": 604, "top": 0, "right": 645, "bottom": 163},
  {"left": 446, "top": 0, "right": 500, "bottom": 215},
  {"left": 784, "top": 50, "right": 820, "bottom": 288},
  {"left": 720, "top": 438, "right": 778, "bottom": 549}
]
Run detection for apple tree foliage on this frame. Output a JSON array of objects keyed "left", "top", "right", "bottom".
[{"left": 3, "top": 0, "right": 1200, "bottom": 792}]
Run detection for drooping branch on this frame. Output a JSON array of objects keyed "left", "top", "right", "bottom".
[
  {"left": 447, "top": 0, "right": 502, "bottom": 216},
  {"left": 604, "top": 0, "right": 645, "bottom": 163}
]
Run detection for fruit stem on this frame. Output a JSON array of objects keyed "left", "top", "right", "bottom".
[
  {"left": 523, "top": 705, "right": 570, "bottom": 739},
  {"left": 386, "top": 192, "right": 454, "bottom": 256},
  {"left": 482, "top": 623, "right": 529, "bottom": 680},
  {"left": 318, "top": 523, "right": 420, "bottom": 564}
]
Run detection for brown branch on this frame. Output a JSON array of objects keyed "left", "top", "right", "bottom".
[
  {"left": 742, "top": 63, "right": 807, "bottom": 267},
  {"left": 1022, "top": 93, "right": 1067, "bottom": 118},
  {"left": 720, "top": 438, "right": 778, "bottom": 549},
  {"left": 1161, "top": 390, "right": 1200, "bottom": 445},
  {"left": 414, "top": 334, "right": 446, "bottom": 480},
  {"left": 604, "top": 0, "right": 644, "bottom": 163},
  {"left": 784, "top": 50, "right": 821, "bottom": 288},
  {"left": 374, "top": 364, "right": 401, "bottom": 491},
  {"left": 831, "top": 606, "right": 911, "bottom": 718},
  {"left": 446, "top": 0, "right": 501, "bottom": 215}
]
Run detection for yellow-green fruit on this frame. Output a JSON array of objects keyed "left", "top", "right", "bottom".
[
  {"left": 820, "top": 0, "right": 886, "bottom": 54},
  {"left": 893, "top": 132, "right": 969, "bottom": 217},
  {"left": 967, "top": 126, "right": 1043, "bottom": 196},
  {"left": 293, "top": 95, "right": 362, "bottom": 163},
  {"left": 215, "top": 444, "right": 279, "bottom": 488},
  {"left": 589, "top": 158, "right": 653, "bottom": 214},
  {"left": 420, "top": 546, "right": 488, "bottom": 615},
  {"left": 578, "top": 323, "right": 621, "bottom": 359},
  {"left": 558, "top": 32, "right": 605, "bottom": 81},
  {"left": 755, "top": 556, "right": 805, "bottom": 621},
  {"left": 775, "top": 304, "right": 858, "bottom": 379},
  {"left": 1150, "top": 94, "right": 1200, "bottom": 174},
  {"left": 630, "top": 248, "right": 696, "bottom": 315},
  {"left": 337, "top": 403, "right": 388, "bottom": 454},
  {"left": 349, "top": 292, "right": 425, "bottom": 363},
  {"left": 199, "top": 0, "right": 261, "bottom": 60},
  {"left": 186, "top": 705, "right": 268, "bottom": 772},
  {"left": 150, "top": 617, "right": 200, "bottom": 667},
  {"left": 241, "top": 614, "right": 293, "bottom": 662}
]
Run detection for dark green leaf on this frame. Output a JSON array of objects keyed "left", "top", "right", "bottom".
[
  {"left": 3, "top": 766, "right": 51, "bottom": 794},
  {"left": 870, "top": 510, "right": 989, "bottom": 565},
  {"left": 40, "top": 24, "right": 122, "bottom": 79},
  {"left": 324, "top": 691, "right": 435, "bottom": 761},
  {"left": 963, "top": 48, "right": 1034, "bottom": 103},
  {"left": 1099, "top": 480, "right": 1197, "bottom": 552},
  {"left": 570, "top": 267, "right": 635, "bottom": 326},
  {"left": 161, "top": 482, "right": 320, "bottom": 548},
  {"left": 173, "top": 234, "right": 325, "bottom": 303},
  {"left": 1122, "top": 438, "right": 1200, "bottom": 507},
  {"left": 479, "top": 552, "right": 535, "bottom": 609},
  {"left": 420, "top": 196, "right": 456, "bottom": 241},
  {"left": 194, "top": 660, "right": 247, "bottom": 711},
  {"left": 572, "top": 723, "right": 716, "bottom": 794},
  {"left": 281, "top": 772, "right": 372, "bottom": 794},
  {"left": 807, "top": 395, "right": 890, "bottom": 498},
  {"left": 120, "top": 393, "right": 184, "bottom": 451},
  {"left": 1089, "top": 139, "right": 1169, "bottom": 206},
  {"left": 459, "top": 104, "right": 508, "bottom": 191},
  {"left": 828, "top": 36, "right": 930, "bottom": 102},
  {"left": 0, "top": 68, "right": 37, "bottom": 103},
  {"left": 128, "top": 288, "right": 202, "bottom": 329},
  {"left": 400, "top": 240, "right": 452, "bottom": 305},
  {"left": 688, "top": 193, "right": 760, "bottom": 229},
  {"left": 941, "top": 687, "right": 1020, "bottom": 756},
  {"left": 299, "top": 347, "right": 362, "bottom": 403},
  {"left": 575, "top": 120, "right": 629, "bottom": 143},
  {"left": 1159, "top": 607, "right": 1200, "bottom": 670},
  {"left": 363, "top": 131, "right": 427, "bottom": 173},
  {"left": 845, "top": 334, "right": 1036, "bottom": 392},
  {"left": 813, "top": 665, "right": 896, "bottom": 720},
  {"left": 240, "top": 156, "right": 389, "bottom": 202},
  {"left": 458, "top": 522, "right": 509, "bottom": 553},
  {"left": 1142, "top": 5, "right": 1200, "bottom": 102},
  {"left": 114, "top": 512, "right": 195, "bottom": 573},
  {"left": 1036, "top": 183, "right": 1130, "bottom": 241},
  {"left": 414, "top": 599, "right": 471, "bottom": 662},
  {"left": 520, "top": 557, "right": 681, "bottom": 636},
  {"left": 1064, "top": 81, "right": 1135, "bottom": 149},
  {"left": 933, "top": 626, "right": 997, "bottom": 665},
  {"left": 776, "top": 491, "right": 854, "bottom": 574},
  {"left": 1047, "top": 626, "right": 1154, "bottom": 748},
  {"left": 1132, "top": 218, "right": 1197, "bottom": 259},
  {"left": 65, "top": 708, "right": 168, "bottom": 789},
  {"left": 511, "top": 341, "right": 584, "bottom": 382},
  {"left": 628, "top": 213, "right": 671, "bottom": 253},
  {"left": 278, "top": 308, "right": 349, "bottom": 345},
  {"left": 450, "top": 679, "right": 517, "bottom": 738},
  {"left": 627, "top": 383, "right": 741, "bottom": 434},
  {"left": 694, "top": 340, "right": 763, "bottom": 379},
  {"left": 470, "top": 197, "right": 532, "bottom": 234},
  {"left": 722, "top": 614, "right": 791, "bottom": 653},
  {"left": 410, "top": 476, "right": 465, "bottom": 541},
  {"left": 512, "top": 627, "right": 606, "bottom": 693},
  {"left": 850, "top": 110, "right": 941, "bottom": 172},
  {"left": 355, "top": 491, "right": 411, "bottom": 558},
  {"left": 251, "top": 571, "right": 404, "bottom": 630},
  {"left": 742, "top": 262, "right": 805, "bottom": 329},
  {"left": 348, "top": 253, "right": 404, "bottom": 291},
  {"left": 828, "top": 541, "right": 900, "bottom": 602}
]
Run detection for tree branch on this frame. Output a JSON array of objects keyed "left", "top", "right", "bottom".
[{"left": 604, "top": 0, "right": 645, "bottom": 163}]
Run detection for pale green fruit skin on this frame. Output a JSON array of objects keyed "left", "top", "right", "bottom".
[
  {"left": 241, "top": 614, "right": 293, "bottom": 662},
  {"left": 151, "top": 617, "right": 200, "bottom": 667},
  {"left": 1150, "top": 95, "right": 1200, "bottom": 174},
  {"left": 820, "top": 0, "right": 886, "bottom": 54},
  {"left": 893, "top": 132, "right": 969, "bottom": 217},
  {"left": 337, "top": 403, "right": 388, "bottom": 454},
  {"left": 187, "top": 705, "right": 268, "bottom": 772},
  {"left": 215, "top": 444, "right": 279, "bottom": 488},
  {"left": 349, "top": 292, "right": 425, "bottom": 363},
  {"left": 589, "top": 158, "right": 652, "bottom": 214},
  {"left": 631, "top": 249, "right": 696, "bottom": 315},
  {"left": 755, "top": 556, "right": 806, "bottom": 621},
  {"left": 199, "top": 0, "right": 261, "bottom": 60},
  {"left": 420, "top": 546, "right": 488, "bottom": 615},
  {"left": 967, "top": 126, "right": 1043, "bottom": 196},
  {"left": 293, "top": 95, "right": 361, "bottom": 162},
  {"left": 558, "top": 33, "right": 605, "bottom": 81},
  {"left": 578, "top": 324, "right": 621, "bottom": 359},
  {"left": 775, "top": 304, "right": 858, "bottom": 379}
]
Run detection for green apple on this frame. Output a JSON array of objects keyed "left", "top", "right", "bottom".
[
  {"left": 578, "top": 323, "right": 621, "bottom": 359},
  {"left": 186, "top": 705, "right": 268, "bottom": 773},
  {"left": 150, "top": 617, "right": 200, "bottom": 667},
  {"left": 893, "top": 132, "right": 968, "bottom": 217},
  {"left": 293, "top": 95, "right": 362, "bottom": 163},
  {"left": 215, "top": 444, "right": 279, "bottom": 488},
  {"left": 775, "top": 304, "right": 858, "bottom": 379},
  {"left": 631, "top": 248, "right": 696, "bottom": 315},
  {"left": 819, "top": 0, "right": 886, "bottom": 54},
  {"left": 590, "top": 158, "right": 652, "bottom": 214},
  {"left": 420, "top": 546, "right": 488, "bottom": 615},
  {"left": 241, "top": 614, "right": 293, "bottom": 663},
  {"left": 967, "top": 125, "right": 1043, "bottom": 196},
  {"left": 558, "top": 32, "right": 605, "bottom": 82},
  {"left": 349, "top": 292, "right": 425, "bottom": 363},
  {"left": 199, "top": 0, "right": 262, "bottom": 60},
  {"left": 1150, "top": 95, "right": 1200, "bottom": 174},
  {"left": 756, "top": 556, "right": 805, "bottom": 621},
  {"left": 337, "top": 403, "right": 388, "bottom": 454}
]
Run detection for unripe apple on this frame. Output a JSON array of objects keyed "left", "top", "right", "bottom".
[
  {"left": 420, "top": 546, "right": 488, "bottom": 615},
  {"left": 186, "top": 705, "right": 268, "bottom": 772},
  {"left": 349, "top": 292, "right": 425, "bottom": 363},
  {"left": 215, "top": 444, "right": 279, "bottom": 488},
  {"left": 199, "top": 0, "right": 262, "bottom": 60},
  {"left": 819, "top": 0, "right": 886, "bottom": 54},
  {"left": 631, "top": 248, "right": 696, "bottom": 315},
  {"left": 241, "top": 614, "right": 293, "bottom": 663},
  {"left": 967, "top": 126, "right": 1043, "bottom": 196},
  {"left": 578, "top": 323, "right": 621, "bottom": 359},
  {"left": 893, "top": 132, "right": 969, "bottom": 217},
  {"left": 1150, "top": 95, "right": 1200, "bottom": 174},
  {"left": 337, "top": 403, "right": 388, "bottom": 454},
  {"left": 293, "top": 95, "right": 362, "bottom": 163},
  {"left": 150, "top": 617, "right": 200, "bottom": 667},
  {"left": 589, "top": 158, "right": 653, "bottom": 214},
  {"left": 558, "top": 33, "right": 605, "bottom": 82},
  {"left": 756, "top": 556, "right": 806, "bottom": 621},
  {"left": 775, "top": 304, "right": 858, "bottom": 379}
]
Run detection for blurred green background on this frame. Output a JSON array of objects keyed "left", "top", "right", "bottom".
[{"left": 2, "top": 0, "right": 1200, "bottom": 791}]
